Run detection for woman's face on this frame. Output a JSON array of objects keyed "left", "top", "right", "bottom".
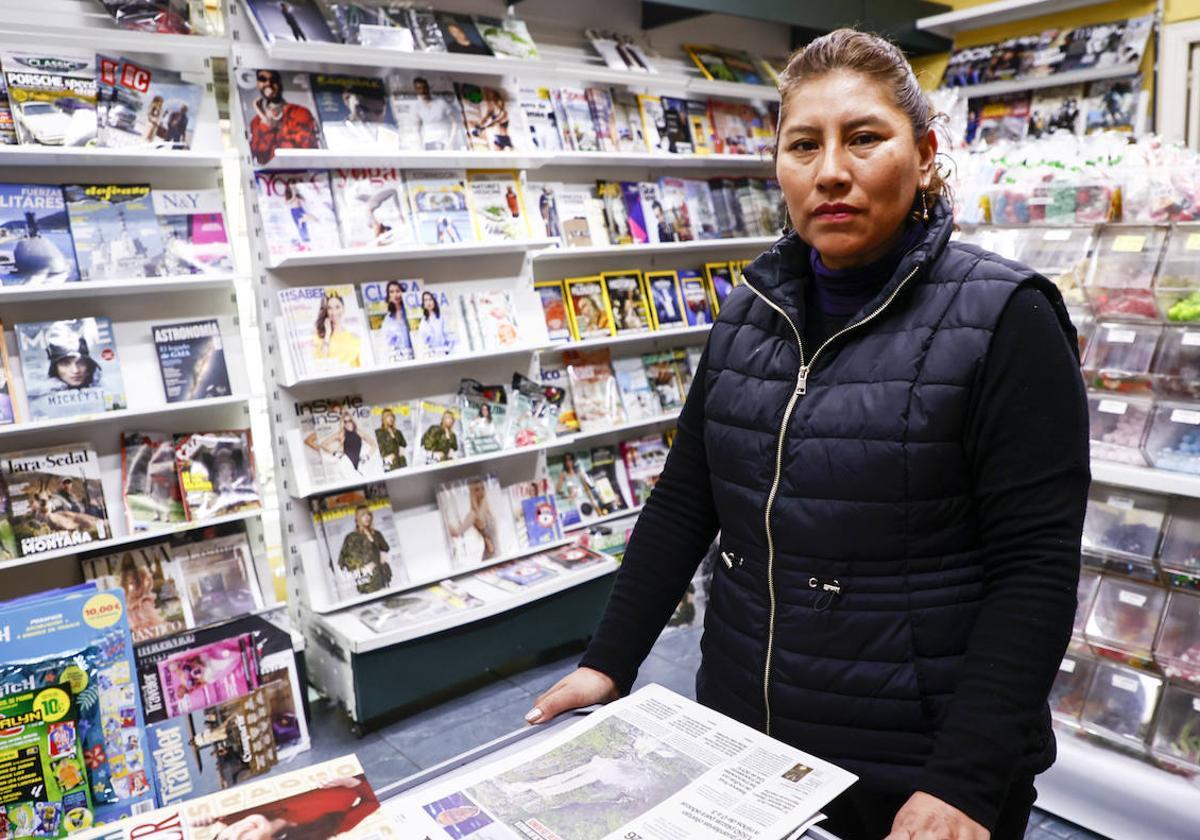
[
  {"left": 470, "top": 482, "right": 485, "bottom": 503},
  {"left": 382, "top": 410, "right": 395, "bottom": 428},
  {"left": 55, "top": 356, "right": 91, "bottom": 388},
  {"left": 441, "top": 411, "right": 454, "bottom": 430},
  {"left": 342, "top": 410, "right": 354, "bottom": 429},
  {"left": 423, "top": 292, "right": 436, "bottom": 313},
  {"left": 480, "top": 404, "right": 490, "bottom": 419},
  {"left": 387, "top": 283, "right": 403, "bottom": 304},
  {"left": 327, "top": 296, "right": 345, "bottom": 324},
  {"left": 579, "top": 297, "right": 598, "bottom": 318},
  {"left": 775, "top": 69, "right": 935, "bottom": 270}
]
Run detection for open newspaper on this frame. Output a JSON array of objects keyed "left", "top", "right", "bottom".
[{"left": 386, "top": 683, "right": 856, "bottom": 840}]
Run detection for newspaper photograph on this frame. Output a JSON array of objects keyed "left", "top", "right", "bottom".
[{"left": 386, "top": 683, "right": 856, "bottom": 840}]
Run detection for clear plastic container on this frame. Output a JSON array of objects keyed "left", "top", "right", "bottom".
[
  {"left": 1143, "top": 401, "right": 1200, "bottom": 474},
  {"left": 1155, "top": 225, "right": 1200, "bottom": 323},
  {"left": 1075, "top": 568, "right": 1102, "bottom": 638},
  {"left": 1159, "top": 499, "right": 1200, "bottom": 579},
  {"left": 1080, "top": 486, "right": 1168, "bottom": 565},
  {"left": 1084, "top": 576, "right": 1168, "bottom": 660},
  {"left": 1050, "top": 652, "right": 1097, "bottom": 726},
  {"left": 955, "top": 226, "right": 1023, "bottom": 260},
  {"left": 1151, "top": 327, "right": 1200, "bottom": 399},
  {"left": 1083, "top": 226, "right": 1169, "bottom": 320},
  {"left": 1019, "top": 226, "right": 1095, "bottom": 308},
  {"left": 1086, "top": 394, "right": 1152, "bottom": 465},
  {"left": 1153, "top": 589, "right": 1200, "bottom": 683},
  {"left": 1081, "top": 322, "right": 1162, "bottom": 394},
  {"left": 1073, "top": 310, "right": 1095, "bottom": 359},
  {"left": 1080, "top": 660, "right": 1163, "bottom": 748},
  {"left": 1149, "top": 681, "right": 1200, "bottom": 770}
]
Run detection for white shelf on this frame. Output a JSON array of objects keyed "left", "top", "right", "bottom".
[
  {"left": 533, "top": 236, "right": 776, "bottom": 262},
  {"left": 0, "top": 508, "right": 263, "bottom": 572},
  {"left": 265, "top": 149, "right": 553, "bottom": 171},
  {"left": 565, "top": 504, "right": 645, "bottom": 533},
  {"left": 542, "top": 324, "right": 712, "bottom": 354},
  {"left": 541, "top": 151, "right": 772, "bottom": 170},
  {"left": 269, "top": 238, "right": 559, "bottom": 268},
  {"left": 916, "top": 0, "right": 1108, "bottom": 37},
  {"left": 0, "top": 146, "right": 230, "bottom": 168},
  {"left": 283, "top": 343, "right": 554, "bottom": 389},
  {"left": 0, "top": 24, "right": 229, "bottom": 58},
  {"left": 944, "top": 62, "right": 1142, "bottom": 100},
  {"left": 0, "top": 395, "right": 248, "bottom": 441},
  {"left": 1036, "top": 732, "right": 1200, "bottom": 840},
  {"left": 0, "top": 274, "right": 239, "bottom": 303},
  {"left": 1090, "top": 460, "right": 1200, "bottom": 499},
  {"left": 551, "top": 410, "right": 682, "bottom": 452}
]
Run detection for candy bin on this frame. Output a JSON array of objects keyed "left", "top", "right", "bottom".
[
  {"left": 1159, "top": 498, "right": 1200, "bottom": 581},
  {"left": 1018, "top": 226, "right": 1095, "bottom": 308},
  {"left": 1083, "top": 225, "right": 1168, "bottom": 320},
  {"left": 1080, "top": 660, "right": 1163, "bottom": 750},
  {"left": 1086, "top": 394, "right": 1152, "bottom": 465},
  {"left": 1075, "top": 567, "right": 1102, "bottom": 639},
  {"left": 1153, "top": 224, "right": 1200, "bottom": 323},
  {"left": 1151, "top": 327, "right": 1200, "bottom": 398},
  {"left": 954, "top": 226, "right": 1023, "bottom": 259},
  {"left": 1073, "top": 310, "right": 1095, "bottom": 358},
  {"left": 1081, "top": 322, "right": 1162, "bottom": 393},
  {"left": 1072, "top": 182, "right": 1117, "bottom": 224},
  {"left": 1153, "top": 589, "right": 1200, "bottom": 682},
  {"left": 988, "top": 185, "right": 1033, "bottom": 225},
  {"left": 1150, "top": 682, "right": 1200, "bottom": 771},
  {"left": 1084, "top": 576, "right": 1167, "bottom": 662},
  {"left": 1080, "top": 485, "right": 1167, "bottom": 570},
  {"left": 1143, "top": 402, "right": 1200, "bottom": 474},
  {"left": 1050, "top": 652, "right": 1098, "bottom": 727}
]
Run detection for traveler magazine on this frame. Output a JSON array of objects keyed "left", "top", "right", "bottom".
[{"left": 388, "top": 683, "right": 855, "bottom": 840}]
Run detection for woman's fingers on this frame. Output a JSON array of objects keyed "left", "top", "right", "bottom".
[{"left": 525, "top": 668, "right": 618, "bottom": 725}]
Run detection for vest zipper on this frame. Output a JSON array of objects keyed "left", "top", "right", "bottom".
[{"left": 739, "top": 262, "right": 921, "bottom": 736}]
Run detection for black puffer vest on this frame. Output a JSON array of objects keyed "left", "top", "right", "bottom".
[{"left": 696, "top": 202, "right": 1075, "bottom": 793}]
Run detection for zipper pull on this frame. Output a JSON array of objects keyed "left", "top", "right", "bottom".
[
  {"left": 720, "top": 550, "right": 743, "bottom": 570},
  {"left": 796, "top": 366, "right": 809, "bottom": 396},
  {"left": 808, "top": 577, "right": 842, "bottom": 611}
]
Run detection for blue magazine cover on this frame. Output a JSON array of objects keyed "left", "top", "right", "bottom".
[
  {"left": 0, "top": 585, "right": 158, "bottom": 823},
  {"left": 16, "top": 317, "right": 127, "bottom": 420},
  {"left": 0, "top": 184, "right": 79, "bottom": 286},
  {"left": 63, "top": 183, "right": 166, "bottom": 281},
  {"left": 522, "top": 494, "right": 560, "bottom": 546},
  {"left": 620, "top": 181, "right": 648, "bottom": 244}
]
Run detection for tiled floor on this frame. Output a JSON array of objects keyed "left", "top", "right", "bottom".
[{"left": 279, "top": 625, "right": 1108, "bottom": 840}]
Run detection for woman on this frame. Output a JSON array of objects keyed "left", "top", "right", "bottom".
[
  {"left": 338, "top": 504, "right": 394, "bottom": 594},
  {"left": 416, "top": 290, "right": 458, "bottom": 356},
  {"left": 313, "top": 291, "right": 363, "bottom": 368},
  {"left": 444, "top": 479, "right": 498, "bottom": 563},
  {"left": 304, "top": 407, "right": 376, "bottom": 479},
  {"left": 573, "top": 294, "right": 609, "bottom": 335},
  {"left": 528, "top": 30, "right": 1087, "bottom": 840},
  {"left": 420, "top": 409, "right": 460, "bottom": 463},
  {"left": 375, "top": 407, "right": 408, "bottom": 470},
  {"left": 379, "top": 280, "right": 413, "bottom": 362}
]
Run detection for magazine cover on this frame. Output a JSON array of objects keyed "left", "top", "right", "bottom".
[
  {"left": 525, "top": 181, "right": 563, "bottom": 239},
  {"left": 556, "top": 184, "right": 595, "bottom": 247},
  {"left": 277, "top": 283, "right": 372, "bottom": 378},
  {"left": 602, "top": 271, "right": 651, "bottom": 334},
  {"left": 253, "top": 170, "right": 340, "bottom": 259},
  {"left": 437, "top": 475, "right": 519, "bottom": 568},
  {"left": 475, "top": 15, "right": 539, "bottom": 59},
  {"left": 237, "top": 68, "right": 322, "bottom": 165},
  {"left": 540, "top": 362, "right": 579, "bottom": 433},
  {"left": 470, "top": 290, "right": 521, "bottom": 349},
  {"left": 3, "top": 443, "right": 109, "bottom": 556},
  {"left": 361, "top": 279, "right": 415, "bottom": 365},
  {"left": 171, "top": 529, "right": 265, "bottom": 626},
  {"left": 507, "top": 372, "right": 560, "bottom": 447},
  {"left": 95, "top": 55, "right": 202, "bottom": 149},
  {"left": 685, "top": 44, "right": 736, "bottom": 82},
  {"left": 586, "top": 87, "right": 619, "bottom": 152},
  {"left": 613, "top": 356, "right": 659, "bottom": 421},
  {"left": 596, "top": 181, "right": 632, "bottom": 245},
  {"left": 245, "top": 0, "right": 336, "bottom": 43},
  {"left": 310, "top": 73, "right": 398, "bottom": 150},
  {"left": 564, "top": 275, "right": 614, "bottom": 339},
  {"left": 311, "top": 483, "right": 404, "bottom": 605},
  {"left": 619, "top": 181, "right": 649, "bottom": 244},
  {"left": 637, "top": 94, "right": 669, "bottom": 152},
  {"left": 466, "top": 170, "right": 530, "bottom": 242},
  {"left": 645, "top": 270, "right": 686, "bottom": 329},
  {"left": 542, "top": 542, "right": 608, "bottom": 571},
  {"left": 0, "top": 321, "right": 13, "bottom": 426},
  {"left": 638, "top": 181, "right": 674, "bottom": 244},
  {"left": 297, "top": 394, "right": 382, "bottom": 485},
  {"left": 387, "top": 71, "right": 467, "bottom": 151},
  {"left": 1027, "top": 84, "right": 1084, "bottom": 138},
  {"left": 560, "top": 86, "right": 600, "bottom": 152},
  {"left": 0, "top": 184, "right": 79, "bottom": 286},
  {"left": 416, "top": 397, "right": 464, "bottom": 465},
  {"left": 685, "top": 100, "right": 715, "bottom": 155},
  {"left": 705, "top": 262, "right": 735, "bottom": 313},
  {"left": 16, "top": 317, "right": 127, "bottom": 420},
  {"left": 611, "top": 91, "right": 645, "bottom": 152},
  {"left": 586, "top": 445, "right": 630, "bottom": 514},
  {"left": 657, "top": 177, "right": 693, "bottom": 241},
  {"left": 156, "top": 633, "right": 260, "bottom": 718},
  {"left": 563, "top": 348, "right": 625, "bottom": 432},
  {"left": 708, "top": 101, "right": 753, "bottom": 154},
  {"left": 518, "top": 86, "right": 563, "bottom": 151},
  {"left": 330, "top": 168, "right": 415, "bottom": 249},
  {"left": 508, "top": 479, "right": 561, "bottom": 548},
  {"left": 457, "top": 82, "right": 520, "bottom": 152},
  {"left": 585, "top": 29, "right": 655, "bottom": 72},
  {"left": 0, "top": 72, "right": 17, "bottom": 144},
  {"left": 328, "top": 2, "right": 414, "bottom": 48},
  {"left": 660, "top": 96, "right": 693, "bottom": 154},
  {"left": 405, "top": 5, "right": 446, "bottom": 51},
  {"left": 436, "top": 11, "right": 492, "bottom": 55},
  {"left": 151, "top": 189, "right": 235, "bottom": 275},
  {"left": 369, "top": 401, "right": 415, "bottom": 472},
  {"left": 970, "top": 91, "right": 1031, "bottom": 145},
  {"left": 459, "top": 379, "right": 508, "bottom": 456},
  {"left": 407, "top": 169, "right": 475, "bottom": 245},
  {"left": 82, "top": 543, "right": 186, "bottom": 642},
  {"left": 644, "top": 351, "right": 685, "bottom": 412},
  {"left": 174, "top": 430, "right": 262, "bottom": 521},
  {"left": 622, "top": 433, "right": 670, "bottom": 505},
  {"left": 535, "top": 280, "right": 572, "bottom": 342},
  {"left": 1, "top": 50, "right": 97, "bottom": 146},
  {"left": 121, "top": 431, "right": 186, "bottom": 530},
  {"left": 408, "top": 284, "right": 464, "bottom": 359},
  {"left": 682, "top": 179, "right": 719, "bottom": 239},
  {"left": 1084, "top": 77, "right": 1143, "bottom": 134},
  {"left": 64, "top": 183, "right": 165, "bottom": 280},
  {"left": 478, "top": 557, "right": 558, "bottom": 593},
  {"left": 153, "top": 319, "right": 231, "bottom": 404},
  {"left": 680, "top": 271, "right": 713, "bottom": 326},
  {"left": 709, "top": 177, "right": 743, "bottom": 238},
  {"left": 354, "top": 581, "right": 485, "bottom": 635}
]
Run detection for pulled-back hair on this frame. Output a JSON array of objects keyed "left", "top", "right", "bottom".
[{"left": 776, "top": 29, "right": 949, "bottom": 204}]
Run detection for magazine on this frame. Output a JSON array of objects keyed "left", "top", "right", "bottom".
[
  {"left": 657, "top": 177, "right": 693, "bottom": 241},
  {"left": 16, "top": 317, "right": 126, "bottom": 420},
  {"left": 518, "top": 86, "right": 563, "bottom": 151},
  {"left": 457, "top": 379, "right": 508, "bottom": 457},
  {"left": 310, "top": 483, "right": 404, "bottom": 606},
  {"left": 611, "top": 91, "right": 644, "bottom": 152},
  {"left": 507, "top": 372, "right": 560, "bottom": 447},
  {"left": 1084, "top": 77, "right": 1143, "bottom": 134},
  {"left": 2, "top": 443, "right": 108, "bottom": 557},
  {"left": 437, "top": 475, "right": 519, "bottom": 569},
  {"left": 1, "top": 50, "right": 97, "bottom": 146},
  {"left": 408, "top": 284, "right": 463, "bottom": 359},
  {"left": 310, "top": 73, "right": 398, "bottom": 150},
  {"left": 540, "top": 362, "right": 578, "bottom": 434},
  {"left": 686, "top": 100, "right": 715, "bottom": 155},
  {"left": 277, "top": 283, "right": 372, "bottom": 378},
  {"left": 153, "top": 319, "right": 231, "bottom": 404},
  {"left": 237, "top": 67, "right": 322, "bottom": 165},
  {"left": 457, "top": 82, "right": 520, "bottom": 152},
  {"left": 708, "top": 100, "right": 753, "bottom": 154},
  {"left": 81, "top": 543, "right": 186, "bottom": 641},
  {"left": 638, "top": 181, "right": 673, "bottom": 244},
  {"left": 603, "top": 271, "right": 652, "bottom": 333},
  {"left": 327, "top": 2, "right": 414, "bottom": 49},
  {"left": 406, "top": 169, "right": 474, "bottom": 245},
  {"left": 638, "top": 94, "right": 669, "bottom": 153},
  {"left": 354, "top": 580, "right": 485, "bottom": 634},
  {"left": 387, "top": 71, "right": 467, "bottom": 151},
  {"left": 0, "top": 323, "right": 13, "bottom": 425},
  {"left": 174, "top": 430, "right": 261, "bottom": 521},
  {"left": 64, "top": 183, "right": 165, "bottom": 280},
  {"left": 586, "top": 87, "right": 619, "bottom": 152},
  {"left": 405, "top": 5, "right": 446, "bottom": 52},
  {"left": 253, "top": 170, "right": 340, "bottom": 259},
  {"left": 585, "top": 29, "right": 655, "bottom": 73},
  {"left": 361, "top": 279, "right": 415, "bottom": 365},
  {"left": 475, "top": 16, "right": 539, "bottom": 59},
  {"left": 564, "top": 348, "right": 625, "bottom": 431},
  {"left": 525, "top": 181, "right": 563, "bottom": 239},
  {"left": 970, "top": 91, "right": 1032, "bottom": 145},
  {"left": 705, "top": 262, "right": 735, "bottom": 312},
  {"left": 470, "top": 290, "right": 521, "bottom": 349},
  {"left": 436, "top": 11, "right": 492, "bottom": 55},
  {"left": 565, "top": 275, "right": 614, "bottom": 339},
  {"left": 0, "top": 184, "right": 79, "bottom": 286},
  {"left": 156, "top": 634, "right": 261, "bottom": 718},
  {"left": 96, "top": 55, "right": 202, "bottom": 149},
  {"left": 643, "top": 351, "right": 685, "bottom": 412},
  {"left": 708, "top": 178, "right": 742, "bottom": 238},
  {"left": 586, "top": 445, "right": 628, "bottom": 514},
  {"left": 542, "top": 542, "right": 608, "bottom": 571},
  {"left": 368, "top": 400, "right": 415, "bottom": 472},
  {"left": 680, "top": 271, "right": 714, "bottom": 326},
  {"left": 557, "top": 184, "right": 597, "bottom": 246},
  {"left": 622, "top": 433, "right": 670, "bottom": 505},
  {"left": 613, "top": 356, "right": 659, "bottom": 421},
  {"left": 644, "top": 271, "right": 686, "bottom": 329},
  {"left": 467, "top": 169, "right": 529, "bottom": 242},
  {"left": 682, "top": 179, "right": 719, "bottom": 239},
  {"left": 416, "top": 397, "right": 463, "bottom": 465},
  {"left": 245, "top": 0, "right": 336, "bottom": 43},
  {"left": 685, "top": 44, "right": 736, "bottom": 82},
  {"left": 296, "top": 393, "right": 382, "bottom": 485},
  {"left": 535, "top": 280, "right": 572, "bottom": 342},
  {"left": 1027, "top": 84, "right": 1084, "bottom": 138},
  {"left": 330, "top": 168, "right": 415, "bottom": 249},
  {"left": 596, "top": 181, "right": 632, "bottom": 245},
  {"left": 151, "top": 189, "right": 235, "bottom": 275},
  {"left": 560, "top": 86, "right": 600, "bottom": 152},
  {"left": 547, "top": 451, "right": 594, "bottom": 528},
  {"left": 619, "top": 181, "right": 649, "bottom": 244},
  {"left": 121, "top": 431, "right": 186, "bottom": 530},
  {"left": 660, "top": 96, "right": 693, "bottom": 154},
  {"left": 171, "top": 529, "right": 265, "bottom": 626},
  {"left": 477, "top": 556, "right": 558, "bottom": 592},
  {"left": 0, "top": 71, "right": 17, "bottom": 144}
]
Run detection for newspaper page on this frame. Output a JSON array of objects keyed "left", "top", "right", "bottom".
[{"left": 386, "top": 683, "right": 856, "bottom": 840}]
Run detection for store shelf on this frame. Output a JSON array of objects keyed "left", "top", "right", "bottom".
[
  {"left": 0, "top": 22, "right": 229, "bottom": 58},
  {"left": 0, "top": 394, "right": 248, "bottom": 441},
  {"left": 542, "top": 151, "right": 772, "bottom": 170},
  {"left": 282, "top": 343, "right": 554, "bottom": 389},
  {"left": 943, "top": 62, "right": 1142, "bottom": 100},
  {"left": 269, "top": 238, "right": 559, "bottom": 269},
  {"left": 533, "top": 236, "right": 776, "bottom": 262},
  {"left": 1090, "top": 460, "right": 1200, "bottom": 499},
  {"left": 0, "top": 146, "right": 230, "bottom": 168},
  {"left": 565, "top": 504, "right": 645, "bottom": 533},
  {"left": 264, "top": 149, "right": 553, "bottom": 171},
  {"left": 552, "top": 410, "right": 681, "bottom": 452},
  {"left": 0, "top": 508, "right": 263, "bottom": 572},
  {"left": 0, "top": 273, "right": 240, "bottom": 303},
  {"left": 915, "top": 0, "right": 1106, "bottom": 37},
  {"left": 542, "top": 324, "right": 712, "bottom": 354},
  {"left": 1036, "top": 732, "right": 1200, "bottom": 840}
]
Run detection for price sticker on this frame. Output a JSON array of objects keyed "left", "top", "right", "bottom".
[
  {"left": 1186, "top": 232, "right": 1200, "bottom": 251},
  {"left": 1043, "top": 229, "right": 1072, "bottom": 241},
  {"left": 1171, "top": 409, "right": 1200, "bottom": 425},
  {"left": 1059, "top": 658, "right": 1077, "bottom": 673},
  {"left": 1112, "top": 674, "right": 1140, "bottom": 692},
  {"left": 1183, "top": 332, "right": 1200, "bottom": 347},
  {"left": 1118, "top": 589, "right": 1148, "bottom": 608},
  {"left": 1097, "top": 399, "right": 1128, "bottom": 415},
  {"left": 1108, "top": 495, "right": 1135, "bottom": 510},
  {"left": 1112, "top": 234, "right": 1147, "bottom": 253},
  {"left": 1106, "top": 328, "right": 1136, "bottom": 344}
]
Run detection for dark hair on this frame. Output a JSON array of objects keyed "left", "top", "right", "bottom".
[
  {"left": 386, "top": 280, "right": 403, "bottom": 317},
  {"left": 422, "top": 290, "right": 440, "bottom": 319},
  {"left": 315, "top": 292, "right": 343, "bottom": 339}
]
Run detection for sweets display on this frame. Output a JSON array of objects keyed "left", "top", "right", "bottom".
[
  {"left": 1150, "top": 327, "right": 1200, "bottom": 398},
  {"left": 1154, "top": 225, "right": 1200, "bottom": 322},
  {"left": 1159, "top": 500, "right": 1200, "bottom": 578},
  {"left": 1080, "top": 485, "right": 1167, "bottom": 564},
  {"left": 1083, "top": 225, "right": 1168, "bottom": 320},
  {"left": 1081, "top": 322, "right": 1162, "bottom": 393},
  {"left": 1074, "top": 568, "right": 1102, "bottom": 638},
  {"left": 1083, "top": 575, "right": 1167, "bottom": 659},
  {"left": 1049, "top": 651, "right": 1097, "bottom": 725},
  {"left": 1086, "top": 394, "right": 1152, "bottom": 465},
  {"left": 1154, "top": 589, "right": 1200, "bottom": 682},
  {"left": 1150, "top": 682, "right": 1200, "bottom": 769},
  {"left": 1143, "top": 402, "right": 1200, "bottom": 474},
  {"left": 1080, "top": 659, "right": 1164, "bottom": 747}
]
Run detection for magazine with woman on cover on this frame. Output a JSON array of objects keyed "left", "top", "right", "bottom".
[
  {"left": 121, "top": 431, "right": 186, "bottom": 530},
  {"left": 564, "top": 276, "right": 614, "bottom": 339},
  {"left": 330, "top": 168, "right": 415, "bottom": 249},
  {"left": 417, "top": 397, "right": 464, "bottom": 464},
  {"left": 298, "top": 394, "right": 382, "bottom": 484},
  {"left": 254, "top": 170, "right": 340, "bottom": 258},
  {"left": 361, "top": 278, "right": 415, "bottom": 364},
  {"left": 409, "top": 285, "right": 463, "bottom": 359},
  {"left": 437, "top": 475, "right": 519, "bottom": 568},
  {"left": 369, "top": 401, "right": 414, "bottom": 472},
  {"left": 310, "top": 483, "right": 404, "bottom": 605},
  {"left": 457, "top": 83, "right": 521, "bottom": 152},
  {"left": 459, "top": 379, "right": 508, "bottom": 456},
  {"left": 277, "top": 283, "right": 373, "bottom": 377},
  {"left": 82, "top": 544, "right": 187, "bottom": 642},
  {"left": 16, "top": 317, "right": 127, "bottom": 420}
]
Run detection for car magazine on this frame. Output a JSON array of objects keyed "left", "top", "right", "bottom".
[
  {"left": 406, "top": 169, "right": 474, "bottom": 246},
  {"left": 0, "top": 183, "right": 80, "bottom": 286},
  {"left": 96, "top": 54, "right": 203, "bottom": 149},
  {"left": 253, "top": 170, "right": 340, "bottom": 258},
  {"left": 1, "top": 50, "right": 97, "bottom": 146},
  {"left": 602, "top": 270, "right": 652, "bottom": 333},
  {"left": 170, "top": 528, "right": 265, "bottom": 626},
  {"left": 16, "top": 317, "right": 127, "bottom": 420},
  {"left": 151, "top": 188, "right": 235, "bottom": 275},
  {"left": 437, "top": 474, "right": 519, "bottom": 569},
  {"left": 237, "top": 67, "right": 322, "bottom": 164},
  {"left": 466, "top": 169, "right": 530, "bottom": 242},
  {"left": 361, "top": 279, "right": 415, "bottom": 365},
  {"left": 2, "top": 443, "right": 109, "bottom": 557},
  {"left": 310, "top": 72, "right": 399, "bottom": 150},
  {"left": 174, "top": 430, "right": 262, "bottom": 521},
  {"left": 121, "top": 431, "right": 187, "bottom": 531},
  {"left": 330, "top": 167, "right": 415, "bottom": 249},
  {"left": 0, "top": 71, "right": 18, "bottom": 144},
  {"left": 64, "top": 183, "right": 166, "bottom": 280},
  {"left": 387, "top": 71, "right": 467, "bottom": 151}
]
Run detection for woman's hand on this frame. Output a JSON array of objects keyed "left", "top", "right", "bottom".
[
  {"left": 524, "top": 667, "right": 620, "bottom": 725},
  {"left": 884, "top": 792, "right": 989, "bottom": 840}
]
